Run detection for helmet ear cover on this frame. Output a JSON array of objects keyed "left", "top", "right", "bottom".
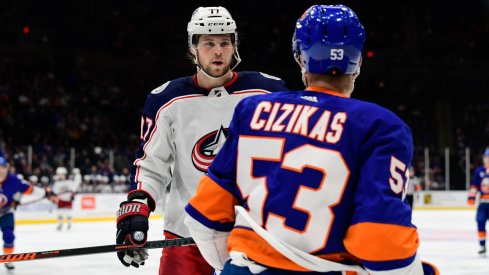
[{"left": 292, "top": 5, "right": 366, "bottom": 75}]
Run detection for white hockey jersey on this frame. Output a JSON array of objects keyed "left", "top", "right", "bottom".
[
  {"left": 52, "top": 178, "right": 80, "bottom": 202},
  {"left": 130, "top": 71, "right": 288, "bottom": 237}
]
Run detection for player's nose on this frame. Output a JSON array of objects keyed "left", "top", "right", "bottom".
[{"left": 213, "top": 47, "right": 224, "bottom": 55}]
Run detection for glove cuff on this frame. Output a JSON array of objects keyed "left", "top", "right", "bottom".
[
  {"left": 128, "top": 190, "right": 156, "bottom": 211},
  {"left": 116, "top": 202, "right": 151, "bottom": 224}
]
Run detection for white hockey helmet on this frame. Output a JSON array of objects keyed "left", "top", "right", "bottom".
[
  {"left": 187, "top": 6, "right": 237, "bottom": 47},
  {"left": 56, "top": 166, "right": 68, "bottom": 175}
]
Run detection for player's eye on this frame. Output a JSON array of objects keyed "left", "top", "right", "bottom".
[
  {"left": 202, "top": 41, "right": 216, "bottom": 49},
  {"left": 220, "top": 41, "right": 232, "bottom": 48}
]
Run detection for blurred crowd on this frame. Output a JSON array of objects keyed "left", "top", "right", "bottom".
[{"left": 1, "top": 1, "right": 489, "bottom": 192}]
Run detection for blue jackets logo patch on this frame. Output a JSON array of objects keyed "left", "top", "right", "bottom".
[{"left": 191, "top": 126, "right": 229, "bottom": 172}]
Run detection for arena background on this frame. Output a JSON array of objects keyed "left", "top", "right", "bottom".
[
  {"left": 1, "top": 0, "right": 489, "bottom": 196},
  {"left": 2, "top": 1, "right": 489, "bottom": 274}
]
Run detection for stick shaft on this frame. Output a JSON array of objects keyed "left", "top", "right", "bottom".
[{"left": 0, "top": 238, "right": 195, "bottom": 263}]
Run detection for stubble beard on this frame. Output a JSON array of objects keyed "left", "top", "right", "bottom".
[{"left": 202, "top": 62, "right": 231, "bottom": 78}]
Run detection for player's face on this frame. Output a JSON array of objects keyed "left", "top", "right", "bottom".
[
  {"left": 0, "top": 165, "right": 7, "bottom": 181},
  {"left": 57, "top": 173, "right": 67, "bottom": 180},
  {"left": 195, "top": 34, "right": 234, "bottom": 77}
]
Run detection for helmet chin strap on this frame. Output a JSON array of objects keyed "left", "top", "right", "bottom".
[
  {"left": 295, "top": 53, "right": 309, "bottom": 88},
  {"left": 301, "top": 66, "right": 309, "bottom": 87},
  {"left": 193, "top": 48, "right": 242, "bottom": 81}
]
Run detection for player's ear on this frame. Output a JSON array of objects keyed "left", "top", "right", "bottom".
[{"left": 190, "top": 46, "right": 197, "bottom": 56}]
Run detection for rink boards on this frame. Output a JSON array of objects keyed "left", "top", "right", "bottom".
[
  {"left": 13, "top": 191, "right": 473, "bottom": 225},
  {"left": 15, "top": 193, "right": 163, "bottom": 225}
]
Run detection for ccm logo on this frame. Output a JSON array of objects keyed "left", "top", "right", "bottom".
[{"left": 208, "top": 23, "right": 224, "bottom": 26}]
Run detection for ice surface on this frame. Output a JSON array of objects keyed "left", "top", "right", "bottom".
[
  {"left": 4, "top": 210, "right": 486, "bottom": 274},
  {"left": 7, "top": 218, "right": 164, "bottom": 274},
  {"left": 413, "top": 209, "right": 486, "bottom": 275}
]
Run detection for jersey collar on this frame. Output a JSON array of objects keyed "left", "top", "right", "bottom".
[
  {"left": 192, "top": 71, "right": 238, "bottom": 91},
  {"left": 306, "top": 86, "right": 347, "bottom": 98}
]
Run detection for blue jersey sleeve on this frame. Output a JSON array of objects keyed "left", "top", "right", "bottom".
[
  {"left": 205, "top": 101, "right": 244, "bottom": 198},
  {"left": 18, "top": 179, "right": 32, "bottom": 194},
  {"left": 343, "top": 116, "right": 418, "bottom": 271},
  {"left": 471, "top": 167, "right": 483, "bottom": 188}
]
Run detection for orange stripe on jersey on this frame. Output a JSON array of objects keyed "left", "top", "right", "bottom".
[
  {"left": 344, "top": 222, "right": 418, "bottom": 261},
  {"left": 481, "top": 195, "right": 489, "bottom": 199},
  {"left": 306, "top": 86, "right": 347, "bottom": 98},
  {"left": 22, "top": 184, "right": 34, "bottom": 195},
  {"left": 188, "top": 175, "right": 238, "bottom": 223},
  {"left": 228, "top": 228, "right": 361, "bottom": 272}
]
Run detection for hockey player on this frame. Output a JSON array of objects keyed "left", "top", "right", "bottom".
[
  {"left": 184, "top": 5, "right": 439, "bottom": 275},
  {"left": 468, "top": 148, "right": 489, "bottom": 256},
  {"left": 115, "top": 6, "right": 288, "bottom": 275},
  {"left": 406, "top": 166, "right": 422, "bottom": 209},
  {"left": 0, "top": 152, "right": 56, "bottom": 270},
  {"left": 52, "top": 166, "right": 81, "bottom": 231}
]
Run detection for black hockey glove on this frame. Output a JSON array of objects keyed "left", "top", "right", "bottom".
[{"left": 116, "top": 191, "right": 155, "bottom": 268}]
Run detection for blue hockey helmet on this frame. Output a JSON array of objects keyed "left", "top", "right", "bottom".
[{"left": 293, "top": 5, "right": 366, "bottom": 75}]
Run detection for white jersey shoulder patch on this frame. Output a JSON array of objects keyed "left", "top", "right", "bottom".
[
  {"left": 151, "top": 81, "right": 171, "bottom": 94},
  {"left": 259, "top": 72, "right": 282, "bottom": 81}
]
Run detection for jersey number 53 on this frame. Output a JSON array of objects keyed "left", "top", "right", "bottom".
[{"left": 237, "top": 136, "right": 349, "bottom": 252}]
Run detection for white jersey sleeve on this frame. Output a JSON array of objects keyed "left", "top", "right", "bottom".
[
  {"left": 184, "top": 214, "right": 229, "bottom": 270},
  {"left": 131, "top": 100, "right": 175, "bottom": 205}
]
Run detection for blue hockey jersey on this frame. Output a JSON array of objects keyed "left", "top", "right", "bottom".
[
  {"left": 186, "top": 86, "right": 419, "bottom": 272},
  {"left": 0, "top": 174, "right": 33, "bottom": 215},
  {"left": 468, "top": 166, "right": 489, "bottom": 203}
]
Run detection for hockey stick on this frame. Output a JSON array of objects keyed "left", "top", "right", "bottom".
[{"left": 0, "top": 237, "right": 196, "bottom": 263}]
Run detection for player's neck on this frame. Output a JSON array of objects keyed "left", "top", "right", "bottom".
[
  {"left": 196, "top": 70, "right": 234, "bottom": 90},
  {"left": 305, "top": 73, "right": 354, "bottom": 98}
]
